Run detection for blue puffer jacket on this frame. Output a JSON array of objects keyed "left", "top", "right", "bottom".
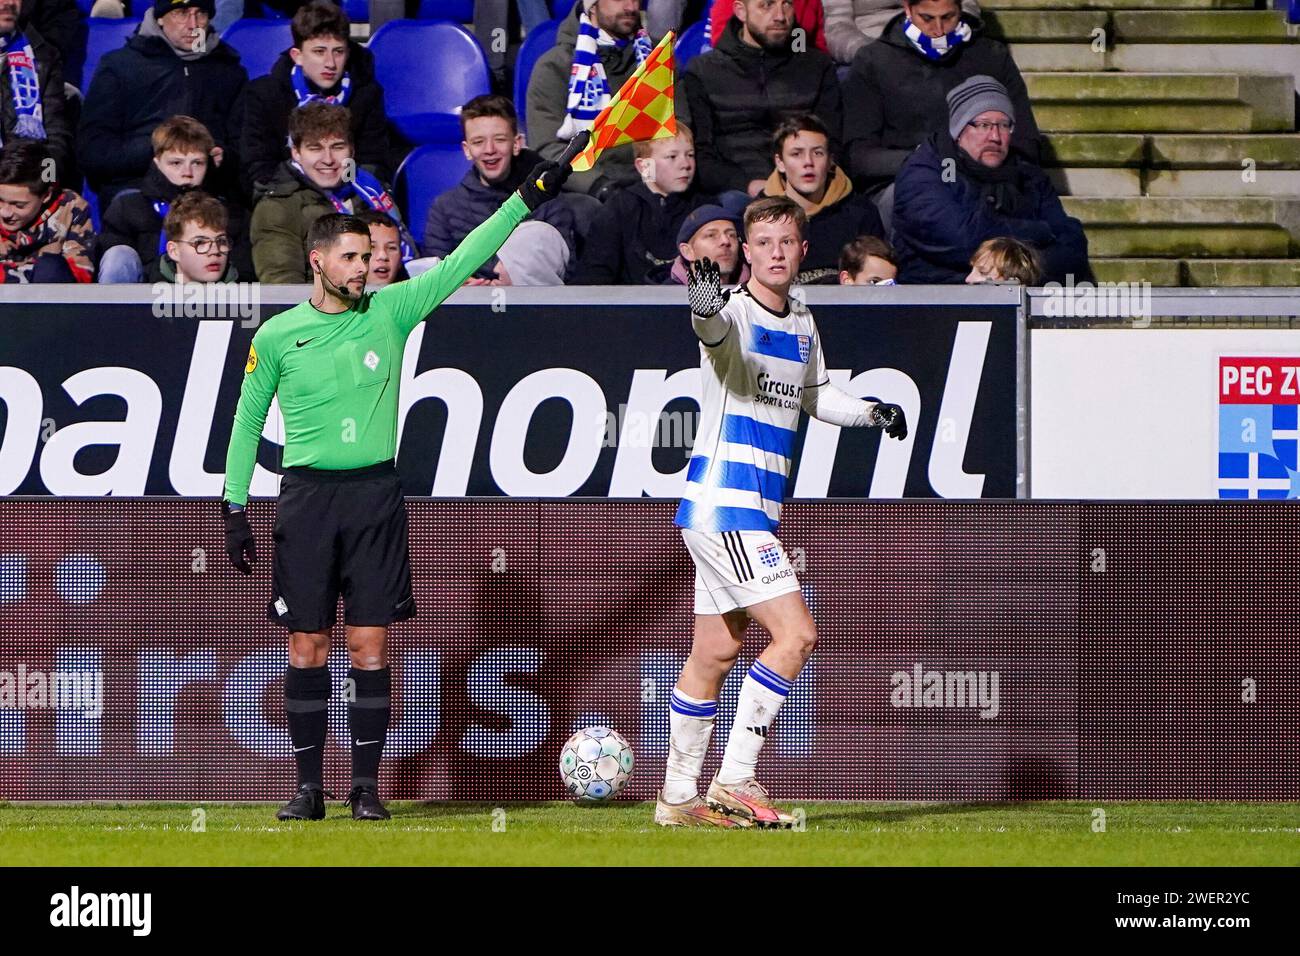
[{"left": 892, "top": 132, "right": 1090, "bottom": 285}]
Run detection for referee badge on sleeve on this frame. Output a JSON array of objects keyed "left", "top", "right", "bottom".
[{"left": 245, "top": 344, "right": 258, "bottom": 375}]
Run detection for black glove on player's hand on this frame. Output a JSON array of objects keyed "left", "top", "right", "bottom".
[
  {"left": 687, "top": 257, "right": 729, "bottom": 317},
  {"left": 869, "top": 403, "right": 908, "bottom": 441},
  {"left": 222, "top": 501, "right": 257, "bottom": 574}
]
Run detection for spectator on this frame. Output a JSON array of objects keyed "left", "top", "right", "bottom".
[
  {"left": 668, "top": 201, "right": 748, "bottom": 286},
  {"left": 843, "top": 0, "right": 1039, "bottom": 202},
  {"left": 0, "top": 139, "right": 93, "bottom": 282},
  {"left": 838, "top": 234, "right": 897, "bottom": 284},
  {"left": 98, "top": 115, "right": 252, "bottom": 283},
  {"left": 241, "top": 0, "right": 391, "bottom": 193},
  {"left": 891, "top": 75, "right": 1089, "bottom": 285},
  {"left": 760, "top": 113, "right": 883, "bottom": 284},
  {"left": 824, "top": 0, "right": 978, "bottom": 65},
  {"left": 356, "top": 207, "right": 405, "bottom": 288},
  {"left": 575, "top": 125, "right": 716, "bottom": 284},
  {"left": 424, "top": 94, "right": 584, "bottom": 284},
  {"left": 527, "top": 0, "right": 662, "bottom": 199},
  {"left": 159, "top": 189, "right": 238, "bottom": 281},
  {"left": 706, "top": 0, "right": 827, "bottom": 53},
  {"left": 683, "top": 0, "right": 842, "bottom": 197},
  {"left": 18, "top": 0, "right": 82, "bottom": 77},
  {"left": 250, "top": 102, "right": 416, "bottom": 283},
  {"left": 78, "top": 0, "right": 247, "bottom": 208},
  {"left": 1, "top": 0, "right": 72, "bottom": 175},
  {"left": 965, "top": 235, "right": 1041, "bottom": 286}
]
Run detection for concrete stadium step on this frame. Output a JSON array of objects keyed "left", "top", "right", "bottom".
[
  {"left": 1090, "top": 258, "right": 1182, "bottom": 285},
  {"left": 1047, "top": 167, "right": 1144, "bottom": 196},
  {"left": 983, "top": 9, "right": 1108, "bottom": 42},
  {"left": 982, "top": 0, "right": 1253, "bottom": 8},
  {"left": 1061, "top": 196, "right": 1288, "bottom": 224},
  {"left": 1145, "top": 169, "right": 1300, "bottom": 197},
  {"left": 1042, "top": 133, "right": 1147, "bottom": 167},
  {"left": 1113, "top": 10, "right": 1296, "bottom": 41},
  {"left": 1035, "top": 102, "right": 1277, "bottom": 134},
  {"left": 1147, "top": 133, "right": 1300, "bottom": 168},
  {"left": 1182, "top": 259, "right": 1300, "bottom": 285},
  {"left": 1009, "top": 41, "right": 1300, "bottom": 73},
  {"left": 1027, "top": 73, "right": 1295, "bottom": 133},
  {"left": 1084, "top": 224, "right": 1292, "bottom": 257}
]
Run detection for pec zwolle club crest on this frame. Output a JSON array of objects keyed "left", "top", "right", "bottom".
[
  {"left": 797, "top": 334, "right": 811, "bottom": 363},
  {"left": 1218, "top": 357, "right": 1300, "bottom": 499}
]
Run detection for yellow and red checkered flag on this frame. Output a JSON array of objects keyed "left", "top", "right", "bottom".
[{"left": 569, "top": 31, "right": 678, "bottom": 173}]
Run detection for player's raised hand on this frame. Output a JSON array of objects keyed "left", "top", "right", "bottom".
[
  {"left": 687, "top": 257, "right": 729, "bottom": 317},
  {"left": 222, "top": 501, "right": 258, "bottom": 574},
  {"left": 869, "top": 402, "right": 908, "bottom": 440},
  {"left": 519, "top": 130, "right": 588, "bottom": 210}
]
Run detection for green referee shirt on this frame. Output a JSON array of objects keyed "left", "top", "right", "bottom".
[{"left": 222, "top": 193, "right": 528, "bottom": 506}]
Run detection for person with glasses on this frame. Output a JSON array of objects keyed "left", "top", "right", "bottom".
[
  {"left": 77, "top": 0, "right": 248, "bottom": 209},
  {"left": 837, "top": 234, "right": 897, "bottom": 285},
  {"left": 891, "top": 75, "right": 1090, "bottom": 285},
  {"left": 98, "top": 115, "right": 252, "bottom": 283},
  {"left": 160, "top": 190, "right": 238, "bottom": 283},
  {"left": 841, "top": 0, "right": 1039, "bottom": 230}
]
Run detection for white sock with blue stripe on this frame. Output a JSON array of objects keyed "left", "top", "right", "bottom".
[
  {"left": 717, "top": 660, "right": 793, "bottom": 786},
  {"left": 663, "top": 688, "right": 718, "bottom": 804}
]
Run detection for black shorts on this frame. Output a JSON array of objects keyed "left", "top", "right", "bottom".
[{"left": 267, "top": 460, "right": 416, "bottom": 631}]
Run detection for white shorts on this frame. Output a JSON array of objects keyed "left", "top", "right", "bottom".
[{"left": 681, "top": 528, "right": 801, "bottom": 616}]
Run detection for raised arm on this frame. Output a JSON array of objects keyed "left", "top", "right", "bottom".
[{"left": 686, "top": 257, "right": 733, "bottom": 346}]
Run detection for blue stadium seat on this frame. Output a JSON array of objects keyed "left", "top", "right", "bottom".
[
  {"left": 81, "top": 18, "right": 141, "bottom": 93},
  {"left": 81, "top": 179, "right": 102, "bottom": 234},
  {"left": 515, "top": 19, "right": 559, "bottom": 138},
  {"left": 674, "top": 20, "right": 710, "bottom": 69},
  {"left": 415, "top": 0, "right": 475, "bottom": 20},
  {"left": 75, "top": 0, "right": 94, "bottom": 16},
  {"left": 550, "top": 0, "right": 576, "bottom": 21},
  {"left": 396, "top": 143, "right": 472, "bottom": 240},
  {"left": 220, "top": 19, "right": 293, "bottom": 80},
  {"left": 368, "top": 20, "right": 489, "bottom": 144},
  {"left": 258, "top": 3, "right": 290, "bottom": 18},
  {"left": 345, "top": 0, "right": 476, "bottom": 20}
]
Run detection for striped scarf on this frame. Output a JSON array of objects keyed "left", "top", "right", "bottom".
[
  {"left": 0, "top": 32, "right": 46, "bottom": 145},
  {"left": 557, "top": 12, "right": 651, "bottom": 140},
  {"left": 902, "top": 18, "right": 972, "bottom": 60},
  {"left": 291, "top": 63, "right": 352, "bottom": 107},
  {"left": 301, "top": 162, "right": 417, "bottom": 263}
]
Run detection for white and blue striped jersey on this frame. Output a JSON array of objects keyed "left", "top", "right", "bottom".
[{"left": 675, "top": 286, "right": 828, "bottom": 534}]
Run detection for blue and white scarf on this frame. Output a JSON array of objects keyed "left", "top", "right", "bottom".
[
  {"left": 557, "top": 11, "right": 651, "bottom": 139},
  {"left": 298, "top": 162, "right": 416, "bottom": 263},
  {"left": 902, "top": 17, "right": 972, "bottom": 60},
  {"left": 0, "top": 32, "right": 47, "bottom": 145},
  {"left": 152, "top": 199, "right": 171, "bottom": 257},
  {"left": 291, "top": 63, "right": 352, "bottom": 107}
]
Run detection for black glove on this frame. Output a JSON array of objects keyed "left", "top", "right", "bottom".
[
  {"left": 687, "top": 257, "right": 729, "bottom": 317},
  {"left": 869, "top": 403, "right": 908, "bottom": 440},
  {"left": 518, "top": 158, "right": 572, "bottom": 211},
  {"left": 222, "top": 501, "right": 257, "bottom": 574}
]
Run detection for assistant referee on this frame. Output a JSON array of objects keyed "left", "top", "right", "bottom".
[{"left": 221, "top": 157, "right": 573, "bottom": 821}]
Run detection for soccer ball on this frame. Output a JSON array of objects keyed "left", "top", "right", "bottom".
[{"left": 559, "top": 726, "right": 634, "bottom": 801}]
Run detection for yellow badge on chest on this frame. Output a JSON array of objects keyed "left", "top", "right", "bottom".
[{"left": 245, "top": 344, "right": 258, "bottom": 374}]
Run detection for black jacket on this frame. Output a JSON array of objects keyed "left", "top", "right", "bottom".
[
  {"left": 0, "top": 24, "right": 72, "bottom": 175},
  {"left": 891, "top": 132, "right": 1089, "bottom": 285},
  {"left": 240, "top": 44, "right": 391, "bottom": 194},
  {"left": 96, "top": 162, "right": 253, "bottom": 282},
  {"left": 574, "top": 180, "right": 718, "bottom": 285},
  {"left": 77, "top": 17, "right": 248, "bottom": 207},
  {"left": 842, "top": 11, "right": 1040, "bottom": 191},
  {"left": 682, "top": 17, "right": 843, "bottom": 194},
  {"left": 763, "top": 167, "right": 885, "bottom": 284}
]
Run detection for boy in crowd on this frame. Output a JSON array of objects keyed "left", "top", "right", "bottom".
[
  {"left": 160, "top": 189, "right": 238, "bottom": 282},
  {"left": 965, "top": 236, "right": 1040, "bottom": 286},
  {"left": 838, "top": 235, "right": 897, "bottom": 285},
  {"left": 251, "top": 102, "right": 417, "bottom": 283},
  {"left": 357, "top": 208, "right": 405, "bottom": 288},
  {"left": 0, "top": 139, "right": 94, "bottom": 283},
  {"left": 98, "top": 115, "right": 252, "bottom": 283}
]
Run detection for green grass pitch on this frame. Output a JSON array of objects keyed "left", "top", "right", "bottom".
[{"left": 1, "top": 801, "right": 1297, "bottom": 866}]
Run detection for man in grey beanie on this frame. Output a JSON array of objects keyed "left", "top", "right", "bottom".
[{"left": 890, "top": 74, "right": 1090, "bottom": 285}]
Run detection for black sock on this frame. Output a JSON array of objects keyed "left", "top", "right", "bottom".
[
  {"left": 348, "top": 667, "right": 391, "bottom": 789},
  {"left": 284, "top": 665, "right": 330, "bottom": 788}
]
